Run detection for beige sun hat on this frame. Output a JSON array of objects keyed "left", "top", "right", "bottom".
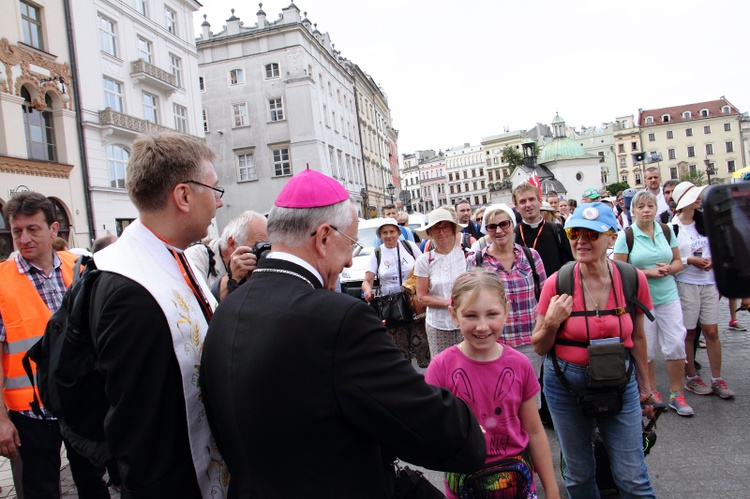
[
  {"left": 673, "top": 181, "right": 707, "bottom": 211},
  {"left": 414, "top": 208, "right": 466, "bottom": 239}
]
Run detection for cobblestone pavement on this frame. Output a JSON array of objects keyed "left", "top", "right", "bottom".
[{"left": 0, "top": 299, "right": 747, "bottom": 497}]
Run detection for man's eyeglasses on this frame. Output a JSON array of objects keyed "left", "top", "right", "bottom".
[
  {"left": 311, "top": 225, "right": 363, "bottom": 257},
  {"left": 182, "top": 180, "right": 225, "bottom": 199},
  {"left": 486, "top": 220, "right": 513, "bottom": 231},
  {"left": 565, "top": 227, "right": 615, "bottom": 241}
]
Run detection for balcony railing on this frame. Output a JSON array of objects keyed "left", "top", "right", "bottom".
[
  {"left": 130, "top": 59, "right": 177, "bottom": 91},
  {"left": 99, "top": 108, "right": 171, "bottom": 136}
]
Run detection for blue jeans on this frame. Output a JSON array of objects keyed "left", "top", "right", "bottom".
[{"left": 543, "top": 357, "right": 655, "bottom": 499}]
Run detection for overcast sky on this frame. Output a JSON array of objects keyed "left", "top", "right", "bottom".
[{"left": 194, "top": 0, "right": 749, "bottom": 157}]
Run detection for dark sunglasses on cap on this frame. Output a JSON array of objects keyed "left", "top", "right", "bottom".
[
  {"left": 565, "top": 227, "right": 615, "bottom": 241},
  {"left": 486, "top": 220, "right": 513, "bottom": 231}
]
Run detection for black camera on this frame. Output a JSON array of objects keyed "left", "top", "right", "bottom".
[{"left": 250, "top": 241, "right": 272, "bottom": 260}]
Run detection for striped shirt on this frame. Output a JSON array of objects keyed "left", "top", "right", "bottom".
[{"left": 0, "top": 252, "right": 65, "bottom": 419}]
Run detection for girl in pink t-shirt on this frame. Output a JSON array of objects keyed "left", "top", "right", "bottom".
[{"left": 425, "top": 270, "right": 559, "bottom": 499}]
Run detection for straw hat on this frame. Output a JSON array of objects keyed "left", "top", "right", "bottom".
[{"left": 414, "top": 208, "right": 466, "bottom": 239}]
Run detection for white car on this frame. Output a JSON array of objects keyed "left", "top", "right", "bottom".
[{"left": 339, "top": 218, "right": 384, "bottom": 298}]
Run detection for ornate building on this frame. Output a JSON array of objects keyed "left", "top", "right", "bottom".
[{"left": 0, "top": 0, "right": 91, "bottom": 258}]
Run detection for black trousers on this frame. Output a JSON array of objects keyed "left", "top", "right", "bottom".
[{"left": 10, "top": 411, "right": 110, "bottom": 499}]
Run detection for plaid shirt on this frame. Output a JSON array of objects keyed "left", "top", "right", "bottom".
[
  {"left": 0, "top": 252, "right": 65, "bottom": 418},
  {"left": 467, "top": 244, "right": 547, "bottom": 347}
]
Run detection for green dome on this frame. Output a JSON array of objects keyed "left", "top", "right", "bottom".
[
  {"left": 551, "top": 114, "right": 565, "bottom": 124},
  {"left": 538, "top": 137, "right": 586, "bottom": 163}
]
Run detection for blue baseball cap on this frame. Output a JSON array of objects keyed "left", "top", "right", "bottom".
[{"left": 564, "top": 202, "right": 618, "bottom": 232}]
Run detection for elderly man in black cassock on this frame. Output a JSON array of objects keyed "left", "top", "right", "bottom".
[{"left": 201, "top": 168, "right": 486, "bottom": 498}]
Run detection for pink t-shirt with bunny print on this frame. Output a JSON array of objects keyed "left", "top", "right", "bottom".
[{"left": 425, "top": 345, "right": 539, "bottom": 463}]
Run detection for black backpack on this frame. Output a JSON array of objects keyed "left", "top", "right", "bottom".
[{"left": 22, "top": 256, "right": 111, "bottom": 467}]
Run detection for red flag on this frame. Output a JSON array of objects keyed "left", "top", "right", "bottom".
[{"left": 528, "top": 173, "right": 542, "bottom": 197}]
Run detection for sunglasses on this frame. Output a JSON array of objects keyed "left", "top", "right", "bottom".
[
  {"left": 486, "top": 220, "right": 513, "bottom": 231},
  {"left": 565, "top": 227, "right": 615, "bottom": 241}
]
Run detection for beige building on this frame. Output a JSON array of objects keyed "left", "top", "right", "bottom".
[
  {"left": 638, "top": 98, "right": 745, "bottom": 184},
  {"left": 613, "top": 114, "right": 644, "bottom": 186},
  {"left": 446, "top": 143, "right": 487, "bottom": 208},
  {"left": 481, "top": 130, "right": 522, "bottom": 204},
  {"left": 0, "top": 0, "right": 91, "bottom": 258}
]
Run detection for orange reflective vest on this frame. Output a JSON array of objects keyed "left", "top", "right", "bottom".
[{"left": 0, "top": 251, "right": 76, "bottom": 411}]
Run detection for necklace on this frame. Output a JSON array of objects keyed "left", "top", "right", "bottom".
[
  {"left": 581, "top": 267, "right": 610, "bottom": 317},
  {"left": 253, "top": 268, "right": 316, "bottom": 289}
]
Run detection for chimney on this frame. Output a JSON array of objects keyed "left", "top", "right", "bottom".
[{"left": 257, "top": 3, "right": 267, "bottom": 28}]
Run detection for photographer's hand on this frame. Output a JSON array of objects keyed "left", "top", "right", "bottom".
[{"left": 230, "top": 245, "right": 259, "bottom": 281}]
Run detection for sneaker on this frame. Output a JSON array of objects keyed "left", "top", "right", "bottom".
[
  {"left": 728, "top": 319, "right": 747, "bottom": 331},
  {"left": 712, "top": 379, "right": 735, "bottom": 399},
  {"left": 684, "top": 376, "right": 713, "bottom": 395},
  {"left": 669, "top": 392, "right": 694, "bottom": 417},
  {"left": 652, "top": 391, "right": 663, "bottom": 403},
  {"left": 698, "top": 339, "right": 707, "bottom": 348}
]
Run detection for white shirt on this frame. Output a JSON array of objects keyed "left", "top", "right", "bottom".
[
  {"left": 366, "top": 241, "right": 421, "bottom": 296},
  {"left": 414, "top": 246, "right": 468, "bottom": 330},
  {"left": 672, "top": 218, "right": 714, "bottom": 285}
]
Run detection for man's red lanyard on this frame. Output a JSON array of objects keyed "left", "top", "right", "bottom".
[{"left": 519, "top": 218, "right": 546, "bottom": 250}]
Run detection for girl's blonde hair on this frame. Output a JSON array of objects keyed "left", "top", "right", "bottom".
[{"left": 451, "top": 269, "right": 508, "bottom": 313}]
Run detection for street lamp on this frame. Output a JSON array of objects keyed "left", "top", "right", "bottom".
[
  {"left": 386, "top": 182, "right": 395, "bottom": 205},
  {"left": 704, "top": 158, "right": 716, "bottom": 185}
]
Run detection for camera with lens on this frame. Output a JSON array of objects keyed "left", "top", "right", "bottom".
[{"left": 250, "top": 241, "right": 272, "bottom": 260}]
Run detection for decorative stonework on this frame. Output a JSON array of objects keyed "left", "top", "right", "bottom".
[
  {"left": 0, "top": 38, "right": 72, "bottom": 109},
  {"left": 0, "top": 155, "right": 73, "bottom": 179},
  {"left": 99, "top": 108, "right": 173, "bottom": 136}
]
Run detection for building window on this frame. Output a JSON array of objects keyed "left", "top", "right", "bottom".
[
  {"left": 168, "top": 54, "right": 182, "bottom": 88},
  {"left": 668, "top": 149, "right": 676, "bottom": 160},
  {"left": 20, "top": 1, "right": 44, "bottom": 50},
  {"left": 618, "top": 144, "right": 624, "bottom": 153},
  {"left": 635, "top": 173, "right": 642, "bottom": 185},
  {"left": 22, "top": 87, "right": 56, "bottom": 161},
  {"left": 662, "top": 114, "right": 670, "bottom": 123},
  {"left": 689, "top": 164, "right": 697, "bottom": 174},
  {"left": 323, "top": 104, "right": 329, "bottom": 127},
  {"left": 265, "top": 63, "right": 280, "bottom": 79},
  {"left": 142, "top": 92, "right": 158, "bottom": 123},
  {"left": 620, "top": 158, "right": 626, "bottom": 168},
  {"left": 268, "top": 98, "right": 284, "bottom": 122},
  {"left": 722, "top": 106, "right": 731, "bottom": 114},
  {"left": 704, "top": 125, "right": 711, "bottom": 134},
  {"left": 666, "top": 130, "right": 673, "bottom": 139},
  {"left": 701, "top": 109, "right": 709, "bottom": 117},
  {"left": 232, "top": 103, "right": 248, "bottom": 127},
  {"left": 728, "top": 160, "right": 736, "bottom": 173},
  {"left": 724, "top": 123, "right": 731, "bottom": 132},
  {"left": 98, "top": 14, "right": 117, "bottom": 57},
  {"left": 667, "top": 167, "right": 677, "bottom": 179},
  {"left": 135, "top": 0, "right": 147, "bottom": 16},
  {"left": 686, "top": 128, "right": 693, "bottom": 137},
  {"left": 199, "top": 76, "right": 205, "bottom": 92},
  {"left": 705, "top": 144, "right": 713, "bottom": 155},
  {"left": 236, "top": 152, "right": 257, "bottom": 181},
  {"left": 687, "top": 146, "right": 695, "bottom": 157},
  {"left": 272, "top": 147, "right": 291, "bottom": 177},
  {"left": 229, "top": 68, "right": 245, "bottom": 86},
  {"left": 102, "top": 77, "right": 123, "bottom": 112},
  {"left": 107, "top": 145, "right": 129, "bottom": 188},
  {"left": 137, "top": 37, "right": 152, "bottom": 63},
  {"left": 682, "top": 111, "right": 691, "bottom": 119},
  {"left": 620, "top": 174, "right": 628, "bottom": 183},
  {"left": 645, "top": 117, "right": 653, "bottom": 125},
  {"left": 173, "top": 104, "right": 187, "bottom": 132},
  {"left": 202, "top": 109, "right": 208, "bottom": 133},
  {"left": 648, "top": 133, "right": 655, "bottom": 142},
  {"left": 164, "top": 7, "right": 176, "bottom": 35},
  {"left": 726, "top": 141, "right": 734, "bottom": 153}
]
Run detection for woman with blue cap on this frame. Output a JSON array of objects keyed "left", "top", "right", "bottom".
[{"left": 531, "top": 202, "right": 656, "bottom": 497}]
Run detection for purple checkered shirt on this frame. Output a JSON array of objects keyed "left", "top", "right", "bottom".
[
  {"left": 467, "top": 243, "right": 547, "bottom": 347},
  {"left": 0, "top": 252, "right": 66, "bottom": 419}
]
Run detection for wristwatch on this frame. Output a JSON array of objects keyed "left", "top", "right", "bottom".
[{"left": 226, "top": 277, "right": 240, "bottom": 293}]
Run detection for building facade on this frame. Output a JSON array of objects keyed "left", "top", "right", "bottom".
[
  {"left": 418, "top": 151, "right": 446, "bottom": 213},
  {"left": 445, "top": 144, "right": 487, "bottom": 208},
  {"left": 0, "top": 0, "right": 91, "bottom": 258},
  {"left": 638, "top": 98, "right": 745, "bottom": 184},
  {"left": 613, "top": 114, "right": 644, "bottom": 187},
  {"left": 69, "top": 0, "right": 204, "bottom": 238},
  {"left": 574, "top": 123, "right": 616, "bottom": 186}
]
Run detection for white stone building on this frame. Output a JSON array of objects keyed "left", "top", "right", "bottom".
[
  {"left": 0, "top": 0, "right": 91, "bottom": 257},
  {"left": 69, "top": 0, "right": 204, "bottom": 238},
  {"left": 445, "top": 144, "right": 488, "bottom": 208},
  {"left": 197, "top": 5, "right": 368, "bottom": 225}
]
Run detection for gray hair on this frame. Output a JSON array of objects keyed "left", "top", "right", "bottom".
[
  {"left": 220, "top": 211, "right": 266, "bottom": 249},
  {"left": 631, "top": 190, "right": 657, "bottom": 209},
  {"left": 267, "top": 197, "right": 356, "bottom": 247}
]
